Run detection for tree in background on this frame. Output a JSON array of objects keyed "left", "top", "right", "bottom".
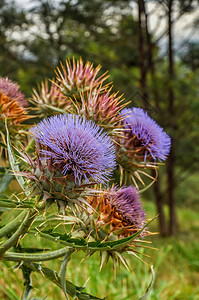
[
  {"left": 0, "top": 0, "right": 29, "bottom": 78},
  {"left": 136, "top": 0, "right": 199, "bottom": 235}
]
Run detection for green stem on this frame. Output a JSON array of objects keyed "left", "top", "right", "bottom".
[
  {"left": 27, "top": 263, "right": 104, "bottom": 300},
  {"left": 25, "top": 138, "right": 35, "bottom": 152},
  {"left": 0, "top": 201, "right": 32, "bottom": 210},
  {"left": 0, "top": 210, "right": 27, "bottom": 239},
  {"left": 1, "top": 247, "right": 73, "bottom": 262},
  {"left": 21, "top": 264, "right": 33, "bottom": 300},
  {"left": 30, "top": 263, "right": 79, "bottom": 298},
  {"left": 0, "top": 209, "right": 37, "bottom": 256},
  {"left": 59, "top": 248, "right": 75, "bottom": 299}
]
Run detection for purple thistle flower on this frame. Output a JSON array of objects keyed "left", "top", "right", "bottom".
[
  {"left": 110, "top": 186, "right": 146, "bottom": 230},
  {"left": 0, "top": 77, "right": 27, "bottom": 107},
  {"left": 30, "top": 114, "right": 116, "bottom": 184},
  {"left": 121, "top": 107, "right": 171, "bottom": 161}
]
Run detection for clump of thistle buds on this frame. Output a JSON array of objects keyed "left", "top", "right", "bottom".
[
  {"left": 0, "top": 58, "right": 171, "bottom": 300},
  {"left": 31, "top": 58, "right": 126, "bottom": 137},
  {"left": 31, "top": 58, "right": 109, "bottom": 117}
]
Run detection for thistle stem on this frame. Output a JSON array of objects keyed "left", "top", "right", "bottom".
[
  {"left": 25, "top": 138, "right": 35, "bottom": 152},
  {"left": 25, "top": 262, "right": 103, "bottom": 299},
  {"left": 0, "top": 209, "right": 37, "bottom": 256},
  {"left": 30, "top": 262, "right": 77, "bottom": 298},
  {"left": 0, "top": 201, "right": 32, "bottom": 210},
  {"left": 0, "top": 210, "right": 27, "bottom": 239},
  {"left": 1, "top": 247, "right": 74, "bottom": 262}
]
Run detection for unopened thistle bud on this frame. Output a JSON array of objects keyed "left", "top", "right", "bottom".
[
  {"left": 55, "top": 58, "right": 109, "bottom": 96},
  {"left": 31, "top": 80, "right": 69, "bottom": 117},
  {"left": 74, "top": 87, "right": 125, "bottom": 132}
]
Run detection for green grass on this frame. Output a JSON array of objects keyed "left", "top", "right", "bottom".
[{"left": 0, "top": 202, "right": 199, "bottom": 300}]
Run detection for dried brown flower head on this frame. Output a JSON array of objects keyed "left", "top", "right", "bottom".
[
  {"left": 0, "top": 92, "right": 28, "bottom": 124},
  {"left": 89, "top": 186, "right": 148, "bottom": 238},
  {"left": 0, "top": 77, "right": 27, "bottom": 107}
]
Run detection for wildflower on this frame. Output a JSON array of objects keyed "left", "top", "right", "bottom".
[
  {"left": 121, "top": 107, "right": 171, "bottom": 161},
  {"left": 55, "top": 58, "right": 109, "bottom": 95},
  {"left": 0, "top": 77, "right": 27, "bottom": 107},
  {"left": 90, "top": 186, "right": 146, "bottom": 237},
  {"left": 30, "top": 114, "right": 116, "bottom": 185}
]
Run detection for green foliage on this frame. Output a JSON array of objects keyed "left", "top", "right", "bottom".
[
  {"left": 0, "top": 0, "right": 139, "bottom": 97},
  {"left": 1, "top": 202, "right": 199, "bottom": 299},
  {"left": 0, "top": 168, "right": 14, "bottom": 195},
  {"left": 180, "top": 42, "right": 199, "bottom": 70}
]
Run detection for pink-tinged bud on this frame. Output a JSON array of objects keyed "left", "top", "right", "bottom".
[
  {"left": 76, "top": 86, "right": 126, "bottom": 131},
  {"left": 31, "top": 80, "right": 69, "bottom": 117},
  {"left": 55, "top": 58, "right": 109, "bottom": 95},
  {"left": 0, "top": 77, "right": 27, "bottom": 107}
]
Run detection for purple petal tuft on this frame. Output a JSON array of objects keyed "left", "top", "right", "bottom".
[
  {"left": 110, "top": 186, "right": 146, "bottom": 229},
  {"left": 121, "top": 107, "right": 171, "bottom": 161},
  {"left": 30, "top": 114, "right": 116, "bottom": 184}
]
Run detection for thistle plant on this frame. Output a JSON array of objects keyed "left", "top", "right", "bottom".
[{"left": 0, "top": 58, "right": 171, "bottom": 299}]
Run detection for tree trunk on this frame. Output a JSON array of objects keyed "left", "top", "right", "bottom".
[
  {"left": 167, "top": 0, "right": 177, "bottom": 235},
  {"left": 137, "top": 0, "right": 148, "bottom": 109},
  {"left": 142, "top": 2, "right": 160, "bottom": 113},
  {"left": 153, "top": 170, "right": 167, "bottom": 236},
  {"left": 140, "top": 0, "right": 167, "bottom": 235}
]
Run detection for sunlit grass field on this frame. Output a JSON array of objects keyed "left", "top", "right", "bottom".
[{"left": 0, "top": 198, "right": 199, "bottom": 300}]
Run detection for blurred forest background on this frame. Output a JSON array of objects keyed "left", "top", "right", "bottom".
[{"left": 0, "top": 0, "right": 199, "bottom": 299}]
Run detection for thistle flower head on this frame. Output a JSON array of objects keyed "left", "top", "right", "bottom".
[
  {"left": 90, "top": 186, "right": 146, "bottom": 237},
  {"left": 55, "top": 58, "right": 109, "bottom": 95},
  {"left": 73, "top": 87, "right": 125, "bottom": 131},
  {"left": 110, "top": 186, "right": 146, "bottom": 228},
  {"left": 31, "top": 80, "right": 69, "bottom": 117},
  {"left": 121, "top": 107, "right": 171, "bottom": 161},
  {"left": 30, "top": 114, "right": 116, "bottom": 185},
  {"left": 0, "top": 92, "right": 28, "bottom": 124},
  {"left": 0, "top": 77, "right": 27, "bottom": 107}
]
